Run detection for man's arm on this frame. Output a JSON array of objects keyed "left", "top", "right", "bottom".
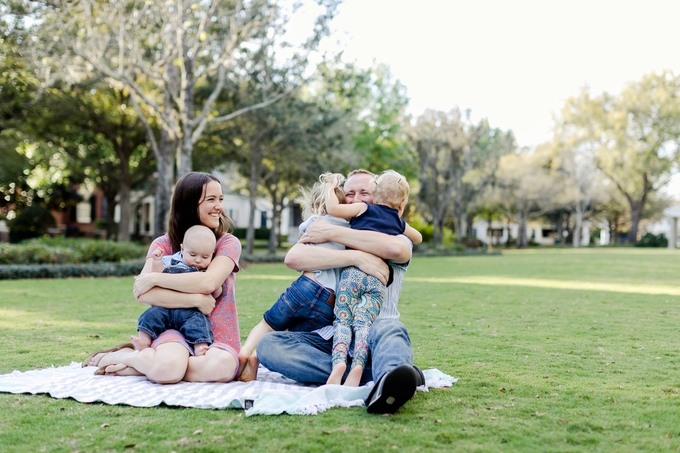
[
  {"left": 298, "top": 220, "right": 412, "bottom": 264},
  {"left": 284, "top": 242, "right": 390, "bottom": 285}
]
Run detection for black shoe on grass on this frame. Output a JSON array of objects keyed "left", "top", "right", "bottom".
[{"left": 365, "top": 364, "right": 423, "bottom": 414}]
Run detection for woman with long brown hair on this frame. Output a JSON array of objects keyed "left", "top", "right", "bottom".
[{"left": 83, "top": 172, "right": 242, "bottom": 383}]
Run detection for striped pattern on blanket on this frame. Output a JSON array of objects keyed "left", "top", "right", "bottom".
[{"left": 0, "top": 363, "right": 456, "bottom": 416}]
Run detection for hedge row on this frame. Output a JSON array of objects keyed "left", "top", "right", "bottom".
[
  {"left": 240, "top": 254, "right": 286, "bottom": 264},
  {"left": 0, "top": 238, "right": 147, "bottom": 265},
  {"left": 231, "top": 227, "right": 272, "bottom": 240},
  {"left": 0, "top": 260, "right": 145, "bottom": 280},
  {"left": 635, "top": 232, "right": 668, "bottom": 247},
  {"left": 0, "top": 255, "right": 291, "bottom": 279}
]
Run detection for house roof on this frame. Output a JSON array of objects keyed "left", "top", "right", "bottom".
[{"left": 664, "top": 205, "right": 680, "bottom": 218}]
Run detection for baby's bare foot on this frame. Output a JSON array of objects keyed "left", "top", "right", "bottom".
[
  {"left": 130, "top": 335, "right": 151, "bottom": 351},
  {"left": 326, "top": 362, "right": 346, "bottom": 385},
  {"left": 194, "top": 343, "right": 209, "bottom": 356}
]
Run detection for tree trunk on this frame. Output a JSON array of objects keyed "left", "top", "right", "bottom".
[
  {"left": 246, "top": 158, "right": 259, "bottom": 257},
  {"left": 466, "top": 212, "right": 474, "bottom": 240},
  {"left": 572, "top": 207, "right": 583, "bottom": 248},
  {"left": 155, "top": 132, "right": 175, "bottom": 238},
  {"left": 178, "top": 130, "right": 193, "bottom": 179},
  {"left": 629, "top": 203, "right": 642, "bottom": 244},
  {"left": 453, "top": 190, "right": 464, "bottom": 243},
  {"left": 177, "top": 57, "right": 194, "bottom": 178},
  {"left": 454, "top": 212, "right": 463, "bottom": 243},
  {"left": 432, "top": 216, "right": 444, "bottom": 245},
  {"left": 117, "top": 179, "right": 132, "bottom": 242},
  {"left": 103, "top": 190, "right": 117, "bottom": 240},
  {"left": 486, "top": 214, "right": 493, "bottom": 249},
  {"left": 268, "top": 205, "right": 278, "bottom": 255},
  {"left": 516, "top": 210, "right": 528, "bottom": 249},
  {"left": 608, "top": 216, "right": 618, "bottom": 245},
  {"left": 553, "top": 213, "right": 560, "bottom": 245}
]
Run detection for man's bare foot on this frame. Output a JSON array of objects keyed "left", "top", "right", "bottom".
[
  {"left": 238, "top": 352, "right": 259, "bottom": 382},
  {"left": 194, "top": 343, "right": 209, "bottom": 356},
  {"left": 130, "top": 335, "right": 151, "bottom": 351},
  {"left": 343, "top": 365, "right": 363, "bottom": 387},
  {"left": 326, "top": 362, "right": 346, "bottom": 385}
]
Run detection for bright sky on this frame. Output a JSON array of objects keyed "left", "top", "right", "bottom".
[{"left": 325, "top": 0, "right": 680, "bottom": 149}]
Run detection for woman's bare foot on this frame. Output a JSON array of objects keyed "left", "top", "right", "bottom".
[
  {"left": 89, "top": 347, "right": 136, "bottom": 368},
  {"left": 238, "top": 352, "right": 259, "bottom": 382},
  {"left": 326, "top": 362, "right": 346, "bottom": 385},
  {"left": 130, "top": 334, "right": 151, "bottom": 351},
  {"left": 343, "top": 365, "right": 363, "bottom": 387},
  {"left": 83, "top": 343, "right": 135, "bottom": 367},
  {"left": 96, "top": 363, "right": 144, "bottom": 376},
  {"left": 194, "top": 343, "right": 209, "bottom": 356}
]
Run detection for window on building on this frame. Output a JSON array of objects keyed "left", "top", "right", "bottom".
[
  {"left": 290, "top": 204, "right": 302, "bottom": 227},
  {"left": 76, "top": 202, "right": 92, "bottom": 224}
]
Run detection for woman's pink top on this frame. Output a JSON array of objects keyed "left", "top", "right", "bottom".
[{"left": 146, "top": 233, "right": 242, "bottom": 352}]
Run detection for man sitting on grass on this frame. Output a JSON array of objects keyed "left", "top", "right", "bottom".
[{"left": 254, "top": 169, "right": 424, "bottom": 414}]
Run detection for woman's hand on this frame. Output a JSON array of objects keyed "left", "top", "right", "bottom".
[
  {"left": 195, "top": 294, "right": 216, "bottom": 316},
  {"left": 133, "top": 272, "right": 159, "bottom": 300}
]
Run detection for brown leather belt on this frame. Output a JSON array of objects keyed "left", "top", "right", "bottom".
[{"left": 326, "top": 290, "right": 336, "bottom": 309}]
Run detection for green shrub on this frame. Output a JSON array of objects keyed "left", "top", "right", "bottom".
[
  {"left": 635, "top": 232, "right": 668, "bottom": 247},
  {"left": 240, "top": 253, "right": 286, "bottom": 264},
  {"left": 8, "top": 205, "right": 56, "bottom": 243},
  {"left": 0, "top": 242, "right": 78, "bottom": 264},
  {"left": 0, "top": 238, "right": 147, "bottom": 265},
  {"left": 232, "top": 227, "right": 271, "bottom": 240},
  {"left": 413, "top": 241, "right": 467, "bottom": 255},
  {"left": 0, "top": 261, "right": 144, "bottom": 280},
  {"left": 407, "top": 220, "right": 433, "bottom": 243}
]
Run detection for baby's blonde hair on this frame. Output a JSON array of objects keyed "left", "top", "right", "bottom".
[
  {"left": 373, "top": 170, "right": 410, "bottom": 209},
  {"left": 300, "top": 172, "right": 346, "bottom": 220}
]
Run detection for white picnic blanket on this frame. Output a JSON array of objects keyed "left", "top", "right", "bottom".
[{"left": 0, "top": 363, "right": 456, "bottom": 416}]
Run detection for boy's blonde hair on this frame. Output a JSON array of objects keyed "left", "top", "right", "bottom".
[
  {"left": 300, "top": 172, "right": 346, "bottom": 220},
  {"left": 372, "top": 170, "right": 410, "bottom": 209}
]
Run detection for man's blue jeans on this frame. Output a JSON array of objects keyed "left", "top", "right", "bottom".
[
  {"left": 257, "top": 318, "right": 414, "bottom": 385},
  {"left": 263, "top": 275, "right": 335, "bottom": 332}
]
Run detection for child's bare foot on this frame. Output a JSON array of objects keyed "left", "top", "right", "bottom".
[
  {"left": 238, "top": 352, "right": 259, "bottom": 382},
  {"left": 130, "top": 333, "right": 151, "bottom": 351},
  {"left": 194, "top": 343, "right": 209, "bottom": 356},
  {"left": 326, "top": 362, "right": 346, "bottom": 385},
  {"left": 343, "top": 365, "right": 363, "bottom": 387}
]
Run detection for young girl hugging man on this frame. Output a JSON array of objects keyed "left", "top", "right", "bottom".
[{"left": 324, "top": 170, "right": 422, "bottom": 386}]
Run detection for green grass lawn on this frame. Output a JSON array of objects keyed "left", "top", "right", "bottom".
[{"left": 1, "top": 248, "right": 680, "bottom": 452}]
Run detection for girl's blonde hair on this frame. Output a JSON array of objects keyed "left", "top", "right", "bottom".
[
  {"left": 373, "top": 170, "right": 410, "bottom": 209},
  {"left": 300, "top": 172, "right": 346, "bottom": 220}
]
